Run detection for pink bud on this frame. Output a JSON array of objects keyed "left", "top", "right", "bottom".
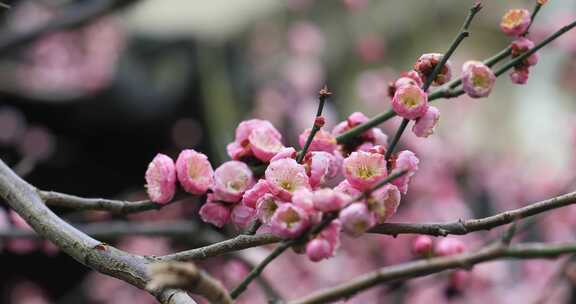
[
  {"left": 199, "top": 202, "right": 231, "bottom": 228},
  {"left": 213, "top": 161, "right": 254, "bottom": 203},
  {"left": 412, "top": 235, "right": 433, "bottom": 256},
  {"left": 339, "top": 202, "right": 375, "bottom": 237},
  {"left": 510, "top": 66, "right": 530, "bottom": 84},
  {"left": 241, "top": 179, "right": 271, "bottom": 209},
  {"left": 312, "top": 188, "right": 349, "bottom": 212},
  {"left": 435, "top": 237, "right": 466, "bottom": 256},
  {"left": 461, "top": 61, "right": 496, "bottom": 98},
  {"left": 500, "top": 9, "right": 530, "bottom": 37},
  {"left": 392, "top": 84, "right": 429, "bottom": 120},
  {"left": 145, "top": 153, "right": 176, "bottom": 204},
  {"left": 391, "top": 150, "right": 419, "bottom": 194},
  {"left": 306, "top": 238, "right": 332, "bottom": 262},
  {"left": 265, "top": 158, "right": 311, "bottom": 201},
  {"left": 228, "top": 119, "right": 282, "bottom": 160},
  {"left": 298, "top": 128, "right": 337, "bottom": 153},
  {"left": 511, "top": 37, "right": 539, "bottom": 67},
  {"left": 334, "top": 180, "right": 362, "bottom": 198},
  {"left": 292, "top": 189, "right": 322, "bottom": 225},
  {"left": 414, "top": 53, "right": 452, "bottom": 86},
  {"left": 231, "top": 204, "right": 256, "bottom": 228},
  {"left": 343, "top": 151, "right": 387, "bottom": 191},
  {"left": 270, "top": 204, "right": 310, "bottom": 238},
  {"left": 175, "top": 149, "right": 214, "bottom": 195},
  {"left": 412, "top": 106, "right": 440, "bottom": 138}
]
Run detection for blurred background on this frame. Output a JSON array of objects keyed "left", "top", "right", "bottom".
[{"left": 1, "top": 0, "right": 576, "bottom": 303}]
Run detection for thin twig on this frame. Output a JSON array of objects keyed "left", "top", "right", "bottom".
[
  {"left": 296, "top": 86, "right": 331, "bottom": 163},
  {"left": 289, "top": 242, "right": 576, "bottom": 304}
]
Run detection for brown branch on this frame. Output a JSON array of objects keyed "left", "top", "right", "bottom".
[
  {"left": 289, "top": 241, "right": 576, "bottom": 304},
  {"left": 0, "top": 159, "right": 196, "bottom": 304},
  {"left": 39, "top": 190, "right": 164, "bottom": 214},
  {"left": 148, "top": 262, "right": 233, "bottom": 304}
]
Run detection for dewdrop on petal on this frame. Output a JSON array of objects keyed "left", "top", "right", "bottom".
[
  {"left": 212, "top": 161, "right": 254, "bottom": 203},
  {"left": 500, "top": 9, "right": 530, "bottom": 37},
  {"left": 461, "top": 61, "right": 496, "bottom": 98},
  {"left": 339, "top": 202, "right": 375, "bottom": 237},
  {"left": 199, "top": 201, "right": 231, "bottom": 228},
  {"left": 343, "top": 151, "right": 387, "bottom": 191},
  {"left": 145, "top": 153, "right": 176, "bottom": 204},
  {"left": 270, "top": 204, "right": 310, "bottom": 238},
  {"left": 265, "top": 158, "right": 311, "bottom": 201},
  {"left": 175, "top": 149, "right": 214, "bottom": 195},
  {"left": 392, "top": 84, "right": 429, "bottom": 120},
  {"left": 412, "top": 106, "right": 440, "bottom": 138}
]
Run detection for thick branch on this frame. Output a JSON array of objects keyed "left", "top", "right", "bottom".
[
  {"left": 289, "top": 241, "right": 576, "bottom": 304},
  {"left": 0, "top": 159, "right": 195, "bottom": 304},
  {"left": 39, "top": 190, "right": 163, "bottom": 214}
]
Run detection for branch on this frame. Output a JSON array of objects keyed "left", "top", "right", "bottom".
[
  {"left": 0, "top": 159, "right": 196, "bottom": 304},
  {"left": 0, "top": 0, "right": 141, "bottom": 55},
  {"left": 39, "top": 190, "right": 163, "bottom": 214},
  {"left": 289, "top": 241, "right": 576, "bottom": 304},
  {"left": 148, "top": 262, "right": 233, "bottom": 304}
]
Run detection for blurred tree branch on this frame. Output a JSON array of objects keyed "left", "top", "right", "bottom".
[{"left": 0, "top": 0, "right": 142, "bottom": 55}]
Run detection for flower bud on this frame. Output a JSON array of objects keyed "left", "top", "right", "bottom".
[
  {"left": 339, "top": 203, "right": 375, "bottom": 237},
  {"left": 391, "top": 150, "right": 419, "bottom": 194},
  {"left": 412, "top": 235, "right": 434, "bottom": 256},
  {"left": 392, "top": 84, "right": 429, "bottom": 120},
  {"left": 145, "top": 153, "right": 176, "bottom": 204},
  {"left": 461, "top": 61, "right": 496, "bottom": 98},
  {"left": 435, "top": 237, "right": 466, "bottom": 256},
  {"left": 510, "top": 66, "right": 530, "bottom": 84},
  {"left": 412, "top": 106, "right": 440, "bottom": 138},
  {"left": 199, "top": 202, "right": 231, "bottom": 228},
  {"left": 414, "top": 53, "right": 452, "bottom": 86},
  {"left": 231, "top": 204, "right": 256, "bottom": 228},
  {"left": 312, "top": 188, "right": 349, "bottom": 212},
  {"left": 306, "top": 238, "right": 332, "bottom": 262},
  {"left": 175, "top": 149, "right": 214, "bottom": 195},
  {"left": 298, "top": 128, "right": 337, "bottom": 153},
  {"left": 511, "top": 37, "right": 539, "bottom": 67},
  {"left": 500, "top": 9, "right": 530, "bottom": 37}
]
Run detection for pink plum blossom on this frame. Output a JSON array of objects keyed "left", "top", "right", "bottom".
[
  {"left": 199, "top": 201, "right": 231, "bottom": 228},
  {"left": 510, "top": 66, "right": 530, "bottom": 84},
  {"left": 249, "top": 128, "right": 285, "bottom": 162},
  {"left": 412, "top": 106, "right": 440, "bottom": 138},
  {"left": 312, "top": 188, "right": 349, "bottom": 212},
  {"left": 511, "top": 37, "right": 539, "bottom": 67},
  {"left": 270, "top": 204, "right": 310, "bottom": 238},
  {"left": 242, "top": 179, "right": 271, "bottom": 208},
  {"left": 213, "top": 161, "right": 254, "bottom": 203},
  {"left": 231, "top": 204, "right": 256, "bottom": 228},
  {"left": 145, "top": 153, "right": 176, "bottom": 204},
  {"left": 366, "top": 184, "right": 401, "bottom": 223},
  {"left": 435, "top": 237, "right": 466, "bottom": 256},
  {"left": 292, "top": 189, "right": 322, "bottom": 224},
  {"left": 256, "top": 194, "right": 283, "bottom": 224},
  {"left": 461, "top": 61, "right": 496, "bottom": 98},
  {"left": 307, "top": 151, "right": 338, "bottom": 188},
  {"left": 265, "top": 158, "right": 311, "bottom": 201},
  {"left": 298, "top": 128, "right": 337, "bottom": 153},
  {"left": 339, "top": 202, "right": 375, "bottom": 237},
  {"left": 414, "top": 53, "right": 452, "bottom": 86},
  {"left": 391, "top": 150, "right": 419, "bottom": 194},
  {"left": 343, "top": 151, "right": 387, "bottom": 191},
  {"left": 175, "top": 149, "right": 214, "bottom": 195},
  {"left": 270, "top": 147, "right": 298, "bottom": 162},
  {"left": 392, "top": 84, "right": 429, "bottom": 120},
  {"left": 500, "top": 9, "right": 531, "bottom": 37},
  {"left": 334, "top": 180, "right": 362, "bottom": 198}
]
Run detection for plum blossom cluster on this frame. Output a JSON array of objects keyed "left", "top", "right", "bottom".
[
  {"left": 500, "top": 8, "right": 540, "bottom": 84},
  {"left": 144, "top": 115, "right": 420, "bottom": 262}
]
